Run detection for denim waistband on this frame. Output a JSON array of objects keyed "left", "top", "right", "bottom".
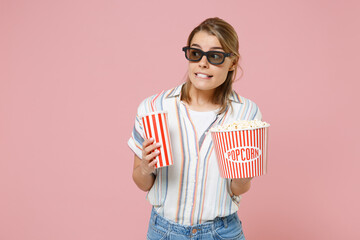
[{"left": 150, "top": 208, "right": 238, "bottom": 235}]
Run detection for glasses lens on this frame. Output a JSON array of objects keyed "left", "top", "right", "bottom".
[
  {"left": 208, "top": 52, "right": 225, "bottom": 64},
  {"left": 183, "top": 47, "right": 228, "bottom": 65},
  {"left": 187, "top": 48, "right": 202, "bottom": 61}
]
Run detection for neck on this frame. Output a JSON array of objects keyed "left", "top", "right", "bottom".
[{"left": 185, "top": 83, "right": 219, "bottom": 111}]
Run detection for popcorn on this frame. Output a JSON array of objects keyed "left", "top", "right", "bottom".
[
  {"left": 210, "top": 119, "right": 270, "bottom": 178},
  {"left": 211, "top": 119, "right": 269, "bottom": 131}
]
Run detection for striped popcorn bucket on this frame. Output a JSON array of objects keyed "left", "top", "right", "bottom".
[
  {"left": 141, "top": 111, "right": 173, "bottom": 168},
  {"left": 210, "top": 125, "right": 269, "bottom": 178}
]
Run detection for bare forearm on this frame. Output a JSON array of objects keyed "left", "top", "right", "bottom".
[
  {"left": 132, "top": 166, "right": 155, "bottom": 192},
  {"left": 132, "top": 139, "right": 160, "bottom": 192},
  {"left": 230, "top": 178, "right": 252, "bottom": 196}
]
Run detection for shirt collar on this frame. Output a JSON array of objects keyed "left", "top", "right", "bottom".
[{"left": 166, "top": 83, "right": 243, "bottom": 104}]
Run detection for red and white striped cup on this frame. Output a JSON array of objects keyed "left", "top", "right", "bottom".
[
  {"left": 211, "top": 125, "right": 269, "bottom": 178},
  {"left": 141, "top": 111, "right": 173, "bottom": 168}
]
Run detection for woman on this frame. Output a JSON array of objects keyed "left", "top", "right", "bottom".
[{"left": 128, "top": 17, "right": 262, "bottom": 239}]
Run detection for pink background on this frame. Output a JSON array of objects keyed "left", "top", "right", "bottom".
[{"left": 1, "top": 0, "right": 359, "bottom": 239}]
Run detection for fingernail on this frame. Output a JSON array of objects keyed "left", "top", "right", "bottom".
[{"left": 155, "top": 149, "right": 160, "bottom": 154}]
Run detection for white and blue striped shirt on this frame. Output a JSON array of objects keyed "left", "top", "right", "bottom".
[{"left": 128, "top": 83, "right": 262, "bottom": 226}]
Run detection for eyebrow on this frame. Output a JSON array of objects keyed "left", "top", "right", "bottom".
[{"left": 191, "top": 43, "right": 224, "bottom": 51}]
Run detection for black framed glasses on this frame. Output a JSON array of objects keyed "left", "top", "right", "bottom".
[{"left": 182, "top": 46, "right": 233, "bottom": 65}]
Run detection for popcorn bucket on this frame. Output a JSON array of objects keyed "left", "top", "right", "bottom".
[
  {"left": 211, "top": 125, "right": 269, "bottom": 178},
  {"left": 141, "top": 111, "right": 173, "bottom": 168}
]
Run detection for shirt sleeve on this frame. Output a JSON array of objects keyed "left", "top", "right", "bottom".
[
  {"left": 128, "top": 102, "right": 146, "bottom": 159},
  {"left": 253, "top": 106, "right": 262, "bottom": 121}
]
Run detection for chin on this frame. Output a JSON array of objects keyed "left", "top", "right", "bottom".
[{"left": 189, "top": 80, "right": 215, "bottom": 91}]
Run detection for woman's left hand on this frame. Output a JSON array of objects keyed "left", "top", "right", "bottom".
[
  {"left": 231, "top": 177, "right": 253, "bottom": 185},
  {"left": 230, "top": 177, "right": 253, "bottom": 196}
]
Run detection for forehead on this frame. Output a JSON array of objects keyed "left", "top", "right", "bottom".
[{"left": 190, "top": 31, "right": 222, "bottom": 50}]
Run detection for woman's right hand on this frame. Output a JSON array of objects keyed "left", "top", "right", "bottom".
[{"left": 139, "top": 138, "right": 161, "bottom": 175}]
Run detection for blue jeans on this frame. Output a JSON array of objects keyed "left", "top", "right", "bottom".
[{"left": 147, "top": 208, "right": 245, "bottom": 240}]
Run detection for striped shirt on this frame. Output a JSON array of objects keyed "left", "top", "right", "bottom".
[{"left": 128, "top": 83, "right": 262, "bottom": 226}]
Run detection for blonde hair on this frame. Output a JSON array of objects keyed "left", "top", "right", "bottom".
[{"left": 181, "top": 17, "right": 242, "bottom": 114}]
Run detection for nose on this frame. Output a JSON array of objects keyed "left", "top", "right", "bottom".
[{"left": 198, "top": 55, "right": 209, "bottom": 68}]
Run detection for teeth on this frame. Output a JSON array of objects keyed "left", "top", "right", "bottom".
[{"left": 196, "top": 73, "right": 211, "bottom": 78}]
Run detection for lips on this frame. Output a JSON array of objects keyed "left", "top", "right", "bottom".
[{"left": 195, "top": 73, "right": 213, "bottom": 79}]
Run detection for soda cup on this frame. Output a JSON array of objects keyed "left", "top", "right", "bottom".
[{"left": 141, "top": 111, "right": 173, "bottom": 168}]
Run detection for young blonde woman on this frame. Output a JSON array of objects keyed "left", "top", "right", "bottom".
[{"left": 129, "top": 17, "right": 262, "bottom": 240}]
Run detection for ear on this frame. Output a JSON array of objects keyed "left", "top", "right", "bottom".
[{"left": 229, "top": 61, "right": 237, "bottom": 71}]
